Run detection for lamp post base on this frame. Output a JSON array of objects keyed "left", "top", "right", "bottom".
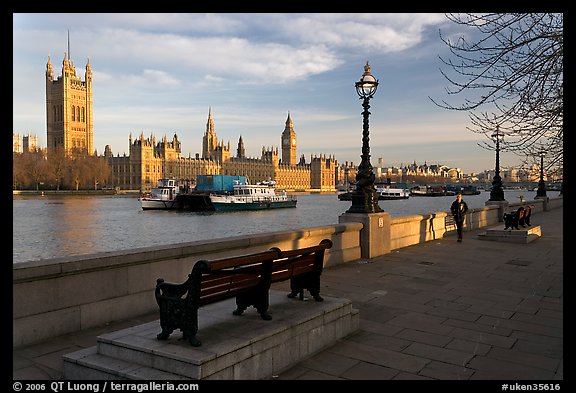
[
  {"left": 346, "top": 189, "right": 382, "bottom": 214},
  {"left": 339, "top": 211, "right": 390, "bottom": 259}
]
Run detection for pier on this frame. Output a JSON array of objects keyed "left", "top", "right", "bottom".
[{"left": 13, "top": 198, "right": 563, "bottom": 380}]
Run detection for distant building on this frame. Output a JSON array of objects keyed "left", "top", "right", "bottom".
[
  {"left": 105, "top": 111, "right": 337, "bottom": 193},
  {"left": 13, "top": 133, "right": 39, "bottom": 153},
  {"left": 13, "top": 133, "right": 21, "bottom": 153},
  {"left": 23, "top": 134, "right": 39, "bottom": 152},
  {"left": 371, "top": 160, "right": 463, "bottom": 181}
]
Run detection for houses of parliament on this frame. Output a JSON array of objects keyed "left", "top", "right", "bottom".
[{"left": 44, "top": 51, "right": 338, "bottom": 193}]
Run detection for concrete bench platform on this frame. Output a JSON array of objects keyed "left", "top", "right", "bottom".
[
  {"left": 477, "top": 225, "right": 541, "bottom": 244},
  {"left": 63, "top": 290, "right": 359, "bottom": 380}
]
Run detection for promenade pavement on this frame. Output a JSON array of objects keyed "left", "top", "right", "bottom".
[{"left": 13, "top": 206, "right": 563, "bottom": 381}]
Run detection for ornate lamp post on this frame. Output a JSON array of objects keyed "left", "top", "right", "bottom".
[
  {"left": 488, "top": 126, "right": 505, "bottom": 202},
  {"left": 536, "top": 150, "right": 547, "bottom": 198},
  {"left": 346, "top": 62, "right": 383, "bottom": 214}
]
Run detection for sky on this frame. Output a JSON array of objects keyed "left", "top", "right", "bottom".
[{"left": 12, "top": 13, "right": 525, "bottom": 174}]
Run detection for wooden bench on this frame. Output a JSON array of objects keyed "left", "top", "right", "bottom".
[
  {"left": 503, "top": 205, "right": 533, "bottom": 230},
  {"left": 154, "top": 239, "right": 333, "bottom": 347},
  {"left": 155, "top": 248, "right": 280, "bottom": 347},
  {"left": 271, "top": 239, "right": 333, "bottom": 301}
]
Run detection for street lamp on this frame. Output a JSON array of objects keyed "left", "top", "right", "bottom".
[
  {"left": 536, "top": 150, "right": 547, "bottom": 198},
  {"left": 488, "top": 126, "right": 505, "bottom": 201},
  {"left": 346, "top": 61, "right": 383, "bottom": 214}
]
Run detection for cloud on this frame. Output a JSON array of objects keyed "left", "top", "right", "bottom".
[
  {"left": 273, "top": 13, "right": 446, "bottom": 52},
  {"left": 15, "top": 13, "right": 446, "bottom": 87}
]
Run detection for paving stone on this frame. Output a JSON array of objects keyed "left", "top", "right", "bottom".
[
  {"left": 477, "top": 315, "right": 563, "bottom": 338},
  {"left": 348, "top": 329, "right": 412, "bottom": 352},
  {"left": 328, "top": 340, "right": 430, "bottom": 374},
  {"left": 486, "top": 346, "right": 560, "bottom": 372},
  {"left": 445, "top": 338, "right": 491, "bottom": 356},
  {"left": 299, "top": 350, "right": 359, "bottom": 377},
  {"left": 340, "top": 362, "right": 399, "bottom": 380},
  {"left": 393, "top": 372, "right": 434, "bottom": 380},
  {"left": 449, "top": 327, "right": 517, "bottom": 349},
  {"left": 468, "top": 356, "right": 556, "bottom": 380},
  {"left": 403, "top": 342, "right": 474, "bottom": 366},
  {"left": 419, "top": 360, "right": 475, "bottom": 380},
  {"left": 443, "top": 318, "right": 513, "bottom": 337},
  {"left": 395, "top": 328, "right": 452, "bottom": 347}
]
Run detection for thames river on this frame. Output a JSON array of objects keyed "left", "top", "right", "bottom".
[{"left": 12, "top": 190, "right": 558, "bottom": 264}]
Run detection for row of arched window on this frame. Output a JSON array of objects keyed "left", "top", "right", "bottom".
[
  {"left": 71, "top": 105, "right": 86, "bottom": 122},
  {"left": 51, "top": 105, "right": 86, "bottom": 122}
]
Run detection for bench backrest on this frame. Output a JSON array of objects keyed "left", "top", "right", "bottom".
[
  {"left": 193, "top": 249, "right": 281, "bottom": 306},
  {"left": 271, "top": 239, "right": 332, "bottom": 283}
]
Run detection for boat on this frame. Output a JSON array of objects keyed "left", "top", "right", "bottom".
[
  {"left": 460, "top": 185, "right": 481, "bottom": 195},
  {"left": 209, "top": 180, "right": 297, "bottom": 211},
  {"left": 375, "top": 182, "right": 410, "bottom": 200},
  {"left": 337, "top": 192, "right": 353, "bottom": 201},
  {"left": 140, "top": 175, "right": 254, "bottom": 211},
  {"left": 139, "top": 178, "right": 186, "bottom": 210},
  {"left": 410, "top": 185, "right": 446, "bottom": 197},
  {"left": 443, "top": 184, "right": 481, "bottom": 196}
]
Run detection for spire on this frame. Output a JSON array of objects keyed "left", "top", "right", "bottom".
[
  {"left": 46, "top": 56, "right": 54, "bottom": 80},
  {"left": 285, "top": 111, "right": 293, "bottom": 129},
  {"left": 206, "top": 107, "right": 215, "bottom": 135}
]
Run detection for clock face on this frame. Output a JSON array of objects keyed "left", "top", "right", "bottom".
[
  {"left": 283, "top": 139, "right": 289, "bottom": 146},
  {"left": 291, "top": 138, "right": 296, "bottom": 146}
]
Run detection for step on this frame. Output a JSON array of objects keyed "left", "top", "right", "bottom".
[
  {"left": 477, "top": 225, "right": 541, "bottom": 243},
  {"left": 63, "top": 290, "right": 359, "bottom": 380}
]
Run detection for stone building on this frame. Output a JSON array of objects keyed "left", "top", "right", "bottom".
[
  {"left": 45, "top": 52, "right": 93, "bottom": 156},
  {"left": 13, "top": 133, "right": 40, "bottom": 153},
  {"left": 106, "top": 111, "right": 337, "bottom": 193}
]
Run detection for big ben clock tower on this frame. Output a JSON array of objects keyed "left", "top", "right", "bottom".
[{"left": 281, "top": 112, "right": 297, "bottom": 165}]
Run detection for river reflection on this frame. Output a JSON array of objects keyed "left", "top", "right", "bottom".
[{"left": 13, "top": 190, "right": 559, "bottom": 263}]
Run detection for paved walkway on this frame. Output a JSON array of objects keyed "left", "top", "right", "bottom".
[{"left": 13, "top": 206, "right": 563, "bottom": 381}]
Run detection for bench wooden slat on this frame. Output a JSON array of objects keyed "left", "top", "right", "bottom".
[
  {"left": 200, "top": 276, "right": 261, "bottom": 298},
  {"left": 207, "top": 250, "right": 279, "bottom": 271}
]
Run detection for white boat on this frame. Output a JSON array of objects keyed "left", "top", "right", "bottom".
[
  {"left": 375, "top": 183, "right": 410, "bottom": 200},
  {"left": 209, "top": 181, "right": 297, "bottom": 211},
  {"left": 140, "top": 178, "right": 183, "bottom": 210}
]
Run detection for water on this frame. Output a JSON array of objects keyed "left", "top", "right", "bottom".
[{"left": 13, "top": 190, "right": 558, "bottom": 263}]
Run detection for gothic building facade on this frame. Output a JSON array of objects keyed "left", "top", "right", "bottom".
[
  {"left": 45, "top": 53, "right": 94, "bottom": 156},
  {"left": 105, "top": 110, "right": 337, "bottom": 193}
]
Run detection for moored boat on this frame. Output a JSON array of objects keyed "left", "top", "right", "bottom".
[
  {"left": 140, "top": 178, "right": 187, "bottom": 210},
  {"left": 209, "top": 181, "right": 297, "bottom": 211},
  {"left": 375, "top": 182, "right": 410, "bottom": 200},
  {"left": 461, "top": 185, "right": 481, "bottom": 195},
  {"left": 410, "top": 185, "right": 446, "bottom": 197}
]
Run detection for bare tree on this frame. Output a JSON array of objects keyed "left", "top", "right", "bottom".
[
  {"left": 431, "top": 13, "right": 563, "bottom": 180},
  {"left": 47, "top": 147, "right": 67, "bottom": 191}
]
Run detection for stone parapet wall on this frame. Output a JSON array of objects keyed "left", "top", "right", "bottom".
[{"left": 13, "top": 223, "right": 362, "bottom": 347}]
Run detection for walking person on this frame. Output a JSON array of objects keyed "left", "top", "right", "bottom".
[{"left": 450, "top": 192, "right": 469, "bottom": 242}]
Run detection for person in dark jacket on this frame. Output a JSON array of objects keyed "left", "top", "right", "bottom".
[{"left": 450, "top": 193, "right": 469, "bottom": 242}]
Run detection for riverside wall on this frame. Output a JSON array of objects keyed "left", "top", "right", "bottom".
[{"left": 13, "top": 196, "right": 562, "bottom": 348}]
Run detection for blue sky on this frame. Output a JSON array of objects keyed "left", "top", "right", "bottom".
[{"left": 12, "top": 13, "right": 522, "bottom": 174}]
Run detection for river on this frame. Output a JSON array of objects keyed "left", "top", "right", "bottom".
[{"left": 12, "top": 190, "right": 558, "bottom": 263}]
